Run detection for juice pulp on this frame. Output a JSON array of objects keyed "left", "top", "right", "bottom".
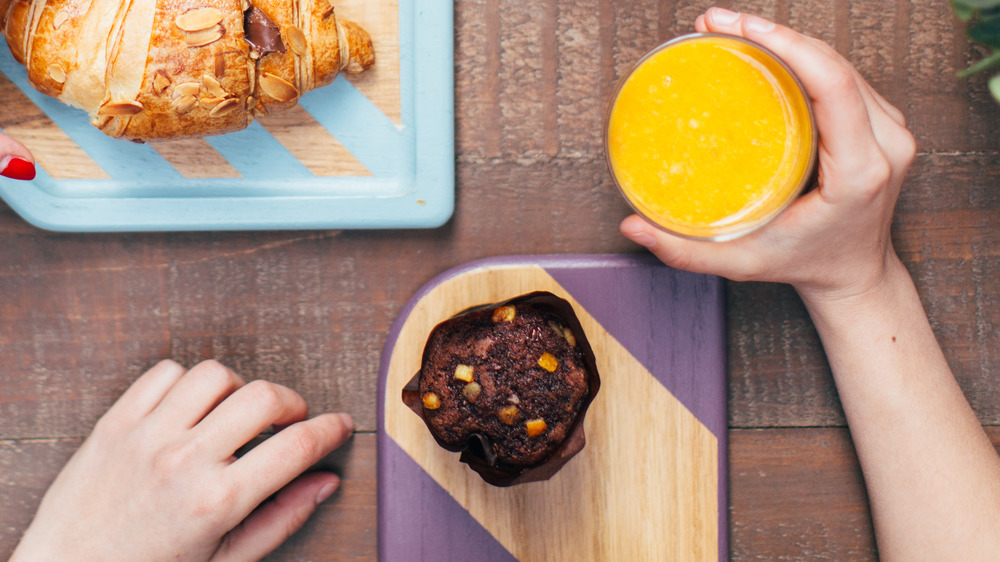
[{"left": 606, "top": 35, "right": 815, "bottom": 239}]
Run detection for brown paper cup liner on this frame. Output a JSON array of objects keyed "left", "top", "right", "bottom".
[{"left": 402, "top": 291, "right": 601, "bottom": 487}]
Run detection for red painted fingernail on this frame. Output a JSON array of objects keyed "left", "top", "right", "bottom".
[{"left": 1, "top": 157, "right": 36, "bottom": 181}]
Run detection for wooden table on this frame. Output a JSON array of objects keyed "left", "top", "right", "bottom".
[{"left": 2, "top": 0, "right": 999, "bottom": 559}]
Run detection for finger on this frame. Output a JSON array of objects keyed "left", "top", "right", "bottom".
[
  {"left": 102, "top": 360, "right": 188, "bottom": 425},
  {"left": 151, "top": 360, "right": 246, "bottom": 428},
  {"left": 799, "top": 35, "right": 907, "bottom": 127},
  {"left": 192, "top": 379, "right": 309, "bottom": 459},
  {"left": 797, "top": 34, "right": 906, "bottom": 127},
  {"left": 228, "top": 413, "right": 353, "bottom": 519},
  {"left": 700, "top": 9, "right": 880, "bottom": 179},
  {"left": 864, "top": 84, "right": 905, "bottom": 127},
  {"left": 853, "top": 85, "right": 915, "bottom": 172},
  {"left": 211, "top": 472, "right": 340, "bottom": 562},
  {"left": 619, "top": 215, "right": 758, "bottom": 279},
  {"left": 694, "top": 14, "right": 707, "bottom": 33},
  {"left": 0, "top": 133, "right": 35, "bottom": 181}
]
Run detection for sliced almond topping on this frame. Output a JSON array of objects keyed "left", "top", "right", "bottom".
[
  {"left": 284, "top": 25, "right": 306, "bottom": 56},
  {"left": 320, "top": 0, "right": 335, "bottom": 20},
  {"left": 183, "top": 25, "right": 223, "bottom": 48},
  {"left": 52, "top": 11, "right": 70, "bottom": 30},
  {"left": 152, "top": 70, "right": 171, "bottom": 94},
  {"left": 173, "top": 82, "right": 201, "bottom": 99},
  {"left": 175, "top": 7, "right": 224, "bottom": 32},
  {"left": 47, "top": 64, "right": 66, "bottom": 84},
  {"left": 98, "top": 101, "right": 144, "bottom": 116},
  {"left": 258, "top": 72, "right": 298, "bottom": 102},
  {"left": 214, "top": 52, "right": 226, "bottom": 78},
  {"left": 209, "top": 98, "right": 239, "bottom": 117},
  {"left": 170, "top": 95, "right": 197, "bottom": 114},
  {"left": 201, "top": 74, "right": 227, "bottom": 98},
  {"left": 199, "top": 95, "right": 226, "bottom": 106}
]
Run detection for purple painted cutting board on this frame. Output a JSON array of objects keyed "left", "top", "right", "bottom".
[{"left": 377, "top": 254, "right": 726, "bottom": 561}]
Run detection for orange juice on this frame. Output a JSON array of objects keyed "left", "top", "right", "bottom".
[{"left": 606, "top": 34, "right": 816, "bottom": 240}]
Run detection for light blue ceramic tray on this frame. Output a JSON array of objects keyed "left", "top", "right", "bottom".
[{"left": 0, "top": 0, "right": 453, "bottom": 231}]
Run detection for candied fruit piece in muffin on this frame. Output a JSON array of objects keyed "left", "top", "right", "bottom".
[{"left": 417, "top": 299, "right": 591, "bottom": 468}]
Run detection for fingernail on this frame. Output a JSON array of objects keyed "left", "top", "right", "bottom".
[
  {"left": 621, "top": 221, "right": 659, "bottom": 248},
  {"left": 339, "top": 413, "right": 354, "bottom": 434},
  {"left": 627, "top": 231, "right": 658, "bottom": 249},
  {"left": 745, "top": 15, "right": 776, "bottom": 33},
  {"left": 315, "top": 479, "right": 339, "bottom": 505},
  {"left": 710, "top": 7, "right": 739, "bottom": 25},
  {"left": 1, "top": 157, "right": 35, "bottom": 181}
]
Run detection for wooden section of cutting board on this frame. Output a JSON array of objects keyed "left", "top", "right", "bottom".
[
  {"left": 379, "top": 255, "right": 727, "bottom": 561},
  {"left": 0, "top": 0, "right": 398, "bottom": 179}
]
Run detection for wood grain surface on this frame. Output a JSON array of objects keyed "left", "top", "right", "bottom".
[{"left": 2, "top": 0, "right": 999, "bottom": 559}]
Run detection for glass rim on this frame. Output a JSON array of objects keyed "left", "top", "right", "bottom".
[{"left": 603, "top": 33, "right": 819, "bottom": 242}]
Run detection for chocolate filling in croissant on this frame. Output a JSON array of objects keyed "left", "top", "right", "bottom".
[{"left": 244, "top": 6, "right": 285, "bottom": 56}]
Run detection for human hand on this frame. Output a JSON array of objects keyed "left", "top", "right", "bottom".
[
  {"left": 10, "top": 360, "right": 353, "bottom": 561},
  {"left": 0, "top": 132, "right": 35, "bottom": 180},
  {"left": 620, "top": 7, "right": 916, "bottom": 304}
]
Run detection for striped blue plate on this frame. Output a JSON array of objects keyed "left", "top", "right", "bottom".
[{"left": 0, "top": 0, "right": 453, "bottom": 231}]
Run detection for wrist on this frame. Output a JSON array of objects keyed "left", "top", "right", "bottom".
[
  {"left": 794, "top": 254, "right": 922, "bottom": 345},
  {"left": 794, "top": 251, "right": 908, "bottom": 313}
]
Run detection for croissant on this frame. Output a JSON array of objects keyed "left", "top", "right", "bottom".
[{"left": 0, "top": 0, "right": 374, "bottom": 141}]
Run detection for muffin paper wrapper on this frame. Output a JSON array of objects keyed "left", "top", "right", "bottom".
[{"left": 402, "top": 291, "right": 601, "bottom": 487}]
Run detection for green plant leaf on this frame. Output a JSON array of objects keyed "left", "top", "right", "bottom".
[
  {"left": 969, "top": 18, "right": 1000, "bottom": 46},
  {"left": 954, "top": 0, "right": 1000, "bottom": 8},
  {"left": 954, "top": 4, "right": 976, "bottom": 20},
  {"left": 978, "top": 7, "right": 1000, "bottom": 20},
  {"left": 958, "top": 48, "right": 1000, "bottom": 77},
  {"left": 989, "top": 73, "right": 1000, "bottom": 102}
]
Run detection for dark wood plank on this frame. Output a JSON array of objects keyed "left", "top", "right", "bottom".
[
  {"left": 1, "top": 0, "right": 998, "bottom": 560},
  {"left": 3, "top": 150, "right": 999, "bottom": 436},
  {"left": 0, "top": 433, "right": 378, "bottom": 561},
  {"left": 0, "top": 157, "right": 638, "bottom": 438},
  {"left": 729, "top": 427, "right": 877, "bottom": 560},
  {"left": 0, "top": 438, "right": 78, "bottom": 558},
  {"left": 731, "top": 427, "right": 1000, "bottom": 559},
  {"left": 728, "top": 153, "right": 1000, "bottom": 427},
  {"left": 6, "top": 427, "right": 1000, "bottom": 559},
  {"left": 452, "top": 0, "right": 1000, "bottom": 163}
]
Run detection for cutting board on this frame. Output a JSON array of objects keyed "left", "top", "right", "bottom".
[
  {"left": 0, "top": 0, "right": 453, "bottom": 231},
  {"left": 378, "top": 254, "right": 727, "bottom": 561}
]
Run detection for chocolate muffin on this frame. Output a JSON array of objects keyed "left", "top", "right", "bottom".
[{"left": 406, "top": 292, "right": 599, "bottom": 486}]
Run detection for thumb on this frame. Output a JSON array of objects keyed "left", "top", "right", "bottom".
[
  {"left": 211, "top": 472, "right": 340, "bottom": 562},
  {"left": 0, "top": 132, "right": 36, "bottom": 180},
  {"left": 620, "top": 214, "right": 758, "bottom": 279}
]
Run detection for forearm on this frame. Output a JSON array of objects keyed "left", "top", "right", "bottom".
[{"left": 800, "top": 255, "right": 1000, "bottom": 560}]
